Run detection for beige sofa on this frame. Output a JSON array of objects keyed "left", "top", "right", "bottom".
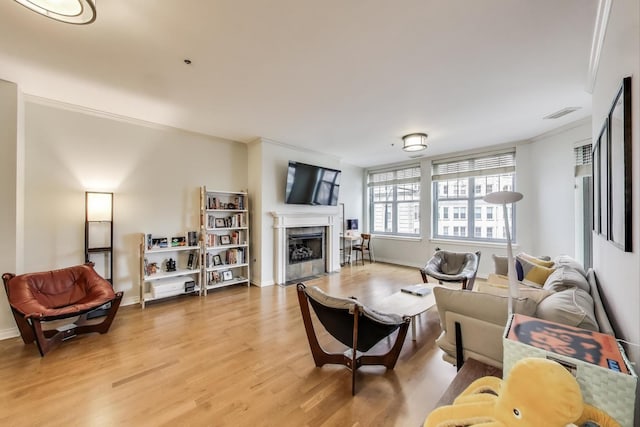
[{"left": 433, "top": 255, "right": 615, "bottom": 369}]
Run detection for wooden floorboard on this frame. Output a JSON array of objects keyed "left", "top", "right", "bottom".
[{"left": 0, "top": 262, "right": 458, "bottom": 427}]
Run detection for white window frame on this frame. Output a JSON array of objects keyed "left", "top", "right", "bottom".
[
  {"left": 368, "top": 165, "right": 421, "bottom": 236},
  {"left": 432, "top": 150, "right": 517, "bottom": 243}
]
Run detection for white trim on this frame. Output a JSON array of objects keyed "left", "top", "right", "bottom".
[
  {"left": 430, "top": 238, "right": 521, "bottom": 250},
  {"left": 586, "top": 0, "right": 612, "bottom": 93},
  {"left": 270, "top": 212, "right": 340, "bottom": 285},
  {"left": 0, "top": 327, "right": 19, "bottom": 341}
]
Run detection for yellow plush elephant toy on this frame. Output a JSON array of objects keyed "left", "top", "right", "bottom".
[{"left": 424, "top": 357, "right": 620, "bottom": 427}]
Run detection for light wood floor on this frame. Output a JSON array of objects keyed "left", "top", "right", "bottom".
[{"left": 0, "top": 262, "right": 458, "bottom": 427}]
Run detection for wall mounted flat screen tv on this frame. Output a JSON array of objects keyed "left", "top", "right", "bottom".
[{"left": 285, "top": 161, "right": 341, "bottom": 206}]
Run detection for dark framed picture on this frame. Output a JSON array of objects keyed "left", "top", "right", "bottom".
[
  {"left": 592, "top": 139, "right": 601, "bottom": 234},
  {"left": 222, "top": 270, "right": 233, "bottom": 281},
  {"left": 607, "top": 76, "right": 632, "bottom": 252},
  {"left": 220, "top": 235, "right": 231, "bottom": 245},
  {"left": 598, "top": 119, "right": 609, "bottom": 238},
  {"left": 213, "top": 254, "right": 222, "bottom": 266},
  {"left": 215, "top": 218, "right": 225, "bottom": 228}
]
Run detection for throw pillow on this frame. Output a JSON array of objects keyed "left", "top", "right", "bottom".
[
  {"left": 517, "top": 252, "right": 555, "bottom": 268},
  {"left": 515, "top": 256, "right": 555, "bottom": 287},
  {"left": 492, "top": 254, "right": 509, "bottom": 276}
]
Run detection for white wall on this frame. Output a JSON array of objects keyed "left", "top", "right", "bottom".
[
  {"left": 527, "top": 120, "right": 592, "bottom": 257},
  {"left": 0, "top": 80, "right": 20, "bottom": 336},
  {"left": 247, "top": 138, "right": 363, "bottom": 286},
  {"left": 0, "top": 94, "right": 249, "bottom": 340},
  {"left": 591, "top": 0, "right": 640, "bottom": 374}
]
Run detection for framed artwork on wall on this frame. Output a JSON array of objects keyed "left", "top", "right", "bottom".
[
  {"left": 607, "top": 76, "right": 632, "bottom": 252},
  {"left": 593, "top": 120, "right": 608, "bottom": 238}
]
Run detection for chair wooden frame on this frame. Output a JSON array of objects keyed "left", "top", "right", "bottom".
[
  {"left": 296, "top": 283, "right": 410, "bottom": 395},
  {"left": 352, "top": 233, "right": 373, "bottom": 265},
  {"left": 2, "top": 264, "right": 123, "bottom": 357}
]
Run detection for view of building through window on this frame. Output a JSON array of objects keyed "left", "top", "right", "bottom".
[
  {"left": 434, "top": 174, "right": 514, "bottom": 240},
  {"left": 369, "top": 166, "right": 420, "bottom": 236},
  {"left": 431, "top": 150, "right": 516, "bottom": 242}
]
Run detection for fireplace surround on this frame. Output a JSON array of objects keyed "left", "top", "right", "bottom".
[{"left": 271, "top": 212, "right": 339, "bottom": 285}]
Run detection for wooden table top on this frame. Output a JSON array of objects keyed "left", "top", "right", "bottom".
[{"left": 434, "top": 358, "right": 503, "bottom": 408}]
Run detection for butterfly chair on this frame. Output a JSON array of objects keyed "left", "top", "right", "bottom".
[
  {"left": 420, "top": 249, "right": 481, "bottom": 290},
  {"left": 296, "top": 283, "right": 410, "bottom": 395},
  {"left": 2, "top": 263, "right": 123, "bottom": 356},
  {"left": 352, "top": 233, "right": 373, "bottom": 265}
]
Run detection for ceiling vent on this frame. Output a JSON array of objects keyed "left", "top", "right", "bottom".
[{"left": 543, "top": 107, "right": 581, "bottom": 120}]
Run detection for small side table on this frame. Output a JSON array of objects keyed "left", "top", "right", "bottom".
[{"left": 434, "top": 358, "right": 502, "bottom": 408}]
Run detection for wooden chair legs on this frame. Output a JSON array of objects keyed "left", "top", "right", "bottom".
[
  {"left": 296, "top": 285, "right": 410, "bottom": 395},
  {"left": 25, "top": 291, "right": 123, "bottom": 356}
]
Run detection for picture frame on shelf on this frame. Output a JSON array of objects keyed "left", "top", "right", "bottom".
[
  {"left": 222, "top": 270, "right": 233, "bottom": 281},
  {"left": 213, "top": 254, "right": 222, "bottom": 266},
  {"left": 211, "top": 271, "right": 220, "bottom": 283},
  {"left": 215, "top": 218, "right": 225, "bottom": 228},
  {"left": 220, "top": 235, "right": 231, "bottom": 245},
  {"left": 171, "top": 236, "right": 186, "bottom": 247}
]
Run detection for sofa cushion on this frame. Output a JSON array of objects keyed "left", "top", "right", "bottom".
[
  {"left": 515, "top": 256, "right": 555, "bottom": 287},
  {"left": 535, "top": 288, "right": 599, "bottom": 331},
  {"left": 476, "top": 279, "right": 553, "bottom": 304},
  {"left": 492, "top": 254, "right": 509, "bottom": 276},
  {"left": 553, "top": 255, "right": 586, "bottom": 276},
  {"left": 543, "top": 266, "right": 590, "bottom": 293}
]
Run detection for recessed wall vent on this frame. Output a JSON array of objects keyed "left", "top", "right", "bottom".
[{"left": 543, "top": 107, "right": 581, "bottom": 120}]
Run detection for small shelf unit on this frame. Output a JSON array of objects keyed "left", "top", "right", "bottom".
[
  {"left": 139, "top": 239, "right": 201, "bottom": 309},
  {"left": 200, "top": 187, "right": 250, "bottom": 294}
]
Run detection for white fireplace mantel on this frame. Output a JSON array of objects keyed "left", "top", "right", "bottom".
[{"left": 271, "top": 211, "right": 340, "bottom": 284}]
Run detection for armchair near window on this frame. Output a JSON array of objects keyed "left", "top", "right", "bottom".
[{"left": 420, "top": 249, "right": 481, "bottom": 290}]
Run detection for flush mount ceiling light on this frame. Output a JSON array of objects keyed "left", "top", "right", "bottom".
[
  {"left": 402, "top": 133, "right": 428, "bottom": 152},
  {"left": 13, "top": 0, "right": 96, "bottom": 24}
]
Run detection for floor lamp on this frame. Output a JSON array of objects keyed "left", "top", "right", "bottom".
[{"left": 483, "top": 190, "right": 523, "bottom": 315}]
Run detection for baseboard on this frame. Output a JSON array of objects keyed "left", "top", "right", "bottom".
[{"left": 0, "top": 327, "right": 19, "bottom": 340}]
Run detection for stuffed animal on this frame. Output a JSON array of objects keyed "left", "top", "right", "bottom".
[{"left": 424, "top": 357, "right": 620, "bottom": 427}]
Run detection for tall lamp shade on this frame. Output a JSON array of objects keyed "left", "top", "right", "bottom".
[
  {"left": 483, "top": 190, "right": 523, "bottom": 316},
  {"left": 86, "top": 192, "right": 113, "bottom": 222}
]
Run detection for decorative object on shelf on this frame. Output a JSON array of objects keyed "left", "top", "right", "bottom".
[
  {"left": 184, "top": 280, "right": 196, "bottom": 293},
  {"left": 165, "top": 258, "right": 176, "bottom": 272},
  {"left": 222, "top": 270, "right": 233, "bottom": 281},
  {"left": 146, "top": 262, "right": 158, "bottom": 276},
  {"left": 12, "top": 0, "right": 97, "bottom": 25},
  {"left": 401, "top": 132, "right": 428, "bottom": 152},
  {"left": 215, "top": 218, "right": 225, "bottom": 228},
  {"left": 171, "top": 236, "right": 186, "bottom": 247},
  {"left": 187, "top": 231, "right": 197, "bottom": 246},
  {"left": 213, "top": 254, "right": 222, "bottom": 266},
  {"left": 483, "top": 190, "right": 523, "bottom": 316},
  {"left": 220, "top": 235, "right": 231, "bottom": 245},
  {"left": 151, "top": 237, "right": 168, "bottom": 248}
]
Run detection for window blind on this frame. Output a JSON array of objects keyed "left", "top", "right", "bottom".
[
  {"left": 368, "top": 165, "right": 421, "bottom": 186},
  {"left": 432, "top": 150, "right": 515, "bottom": 181}
]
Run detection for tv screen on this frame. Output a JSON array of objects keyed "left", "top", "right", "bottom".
[{"left": 285, "top": 161, "right": 341, "bottom": 206}]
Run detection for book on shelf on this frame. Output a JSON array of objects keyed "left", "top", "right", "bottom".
[{"left": 400, "top": 284, "right": 432, "bottom": 297}]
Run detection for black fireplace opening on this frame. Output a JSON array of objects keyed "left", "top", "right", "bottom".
[{"left": 288, "top": 233, "right": 324, "bottom": 264}]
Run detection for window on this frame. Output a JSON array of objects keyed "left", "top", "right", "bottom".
[
  {"left": 442, "top": 207, "right": 449, "bottom": 219},
  {"left": 368, "top": 165, "right": 420, "bottom": 236},
  {"left": 443, "top": 226, "right": 449, "bottom": 235},
  {"left": 432, "top": 150, "right": 516, "bottom": 242}
]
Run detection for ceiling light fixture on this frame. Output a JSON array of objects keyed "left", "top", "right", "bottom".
[
  {"left": 402, "top": 133, "right": 428, "bottom": 152},
  {"left": 13, "top": 0, "right": 96, "bottom": 24}
]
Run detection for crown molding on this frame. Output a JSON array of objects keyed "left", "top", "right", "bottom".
[{"left": 586, "top": 0, "right": 612, "bottom": 93}]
